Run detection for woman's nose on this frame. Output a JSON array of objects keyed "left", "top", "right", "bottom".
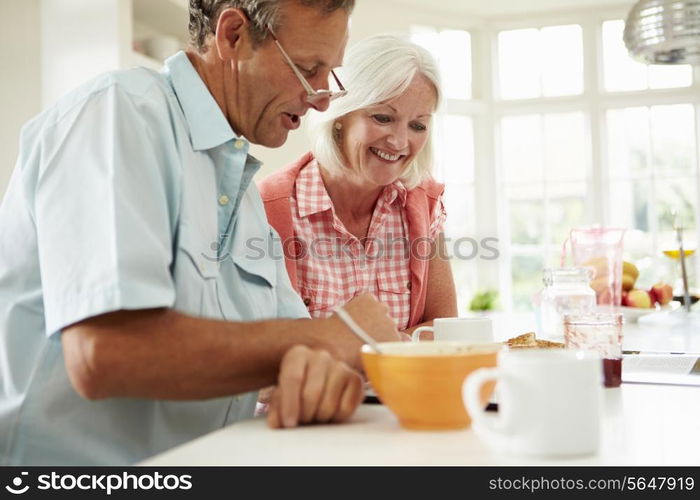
[{"left": 387, "top": 126, "right": 408, "bottom": 150}]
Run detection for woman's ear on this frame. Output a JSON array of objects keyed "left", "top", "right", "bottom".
[{"left": 214, "top": 8, "right": 248, "bottom": 60}]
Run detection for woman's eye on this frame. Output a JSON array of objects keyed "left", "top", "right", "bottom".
[
  {"left": 411, "top": 122, "right": 427, "bottom": 132},
  {"left": 372, "top": 114, "right": 392, "bottom": 124}
]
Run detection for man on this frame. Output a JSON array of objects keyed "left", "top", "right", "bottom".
[{"left": 0, "top": 0, "right": 400, "bottom": 465}]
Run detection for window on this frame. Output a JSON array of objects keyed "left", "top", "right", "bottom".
[
  {"left": 606, "top": 104, "right": 699, "bottom": 288},
  {"left": 411, "top": 27, "right": 477, "bottom": 313},
  {"left": 411, "top": 27, "right": 471, "bottom": 99},
  {"left": 412, "top": 12, "right": 700, "bottom": 312},
  {"left": 501, "top": 112, "right": 590, "bottom": 309},
  {"left": 498, "top": 25, "right": 583, "bottom": 99},
  {"left": 602, "top": 20, "right": 692, "bottom": 92}
]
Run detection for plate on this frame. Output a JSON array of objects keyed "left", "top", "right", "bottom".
[
  {"left": 620, "top": 302, "right": 680, "bottom": 323},
  {"left": 619, "top": 306, "right": 654, "bottom": 323}
]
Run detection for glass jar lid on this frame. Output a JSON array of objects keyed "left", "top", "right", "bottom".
[{"left": 543, "top": 267, "right": 594, "bottom": 286}]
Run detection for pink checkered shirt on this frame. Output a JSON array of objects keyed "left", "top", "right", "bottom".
[{"left": 290, "top": 161, "right": 445, "bottom": 330}]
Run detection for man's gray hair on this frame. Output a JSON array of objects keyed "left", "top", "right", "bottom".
[
  {"left": 309, "top": 34, "right": 442, "bottom": 190},
  {"left": 188, "top": 0, "right": 355, "bottom": 52}
]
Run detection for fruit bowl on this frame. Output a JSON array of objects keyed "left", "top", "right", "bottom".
[
  {"left": 619, "top": 306, "right": 655, "bottom": 323},
  {"left": 619, "top": 302, "right": 680, "bottom": 323}
]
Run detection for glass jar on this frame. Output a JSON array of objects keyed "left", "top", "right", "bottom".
[{"left": 538, "top": 267, "right": 597, "bottom": 340}]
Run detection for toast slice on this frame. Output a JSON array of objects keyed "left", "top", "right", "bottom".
[{"left": 506, "top": 332, "right": 564, "bottom": 349}]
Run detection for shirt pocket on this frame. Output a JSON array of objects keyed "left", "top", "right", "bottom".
[
  {"left": 376, "top": 272, "right": 411, "bottom": 327},
  {"left": 218, "top": 227, "right": 278, "bottom": 320},
  {"left": 376, "top": 271, "right": 411, "bottom": 295},
  {"left": 172, "top": 227, "right": 221, "bottom": 318},
  {"left": 298, "top": 285, "right": 342, "bottom": 318}
]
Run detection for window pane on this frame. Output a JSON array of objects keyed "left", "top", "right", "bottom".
[
  {"left": 501, "top": 114, "right": 543, "bottom": 182},
  {"left": 507, "top": 186, "right": 545, "bottom": 245},
  {"left": 544, "top": 112, "right": 587, "bottom": 182},
  {"left": 450, "top": 259, "right": 478, "bottom": 316},
  {"left": 410, "top": 26, "right": 439, "bottom": 56},
  {"left": 606, "top": 107, "right": 650, "bottom": 178},
  {"left": 656, "top": 177, "right": 697, "bottom": 233},
  {"left": 443, "top": 184, "right": 474, "bottom": 239},
  {"left": 435, "top": 115, "right": 474, "bottom": 184},
  {"left": 602, "top": 19, "right": 692, "bottom": 91},
  {"left": 650, "top": 105, "right": 696, "bottom": 177},
  {"left": 439, "top": 30, "right": 471, "bottom": 100},
  {"left": 548, "top": 182, "right": 587, "bottom": 244},
  {"left": 602, "top": 20, "right": 646, "bottom": 92},
  {"left": 411, "top": 26, "right": 472, "bottom": 100},
  {"left": 648, "top": 64, "right": 692, "bottom": 89},
  {"left": 498, "top": 29, "right": 540, "bottom": 99},
  {"left": 541, "top": 25, "right": 583, "bottom": 96},
  {"left": 511, "top": 255, "right": 544, "bottom": 311},
  {"left": 608, "top": 179, "right": 651, "bottom": 231}
]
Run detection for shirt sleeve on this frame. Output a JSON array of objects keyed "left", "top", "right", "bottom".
[
  {"left": 428, "top": 194, "right": 447, "bottom": 241},
  {"left": 32, "top": 83, "right": 178, "bottom": 336}
]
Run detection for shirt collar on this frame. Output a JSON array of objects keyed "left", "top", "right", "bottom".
[
  {"left": 295, "top": 160, "right": 408, "bottom": 218},
  {"left": 162, "top": 51, "right": 237, "bottom": 151},
  {"left": 296, "top": 160, "right": 333, "bottom": 218},
  {"left": 382, "top": 180, "right": 408, "bottom": 208}
]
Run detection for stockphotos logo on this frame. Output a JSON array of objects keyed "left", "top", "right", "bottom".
[
  {"left": 4, "top": 471, "right": 193, "bottom": 496},
  {"left": 5, "top": 472, "right": 29, "bottom": 495}
]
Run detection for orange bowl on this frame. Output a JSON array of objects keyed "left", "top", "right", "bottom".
[{"left": 361, "top": 341, "right": 501, "bottom": 430}]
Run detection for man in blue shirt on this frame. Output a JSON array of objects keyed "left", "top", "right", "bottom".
[{"left": 0, "top": 0, "right": 400, "bottom": 465}]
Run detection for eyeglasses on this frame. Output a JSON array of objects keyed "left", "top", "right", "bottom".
[{"left": 267, "top": 24, "right": 347, "bottom": 107}]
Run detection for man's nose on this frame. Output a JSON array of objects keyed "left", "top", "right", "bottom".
[{"left": 307, "top": 94, "right": 330, "bottom": 112}]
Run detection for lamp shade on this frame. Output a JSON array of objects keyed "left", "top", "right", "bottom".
[{"left": 624, "top": 0, "right": 700, "bottom": 64}]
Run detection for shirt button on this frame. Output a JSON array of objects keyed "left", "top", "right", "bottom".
[
  {"left": 234, "top": 139, "right": 245, "bottom": 149},
  {"left": 303, "top": 297, "right": 312, "bottom": 307},
  {"left": 218, "top": 195, "right": 230, "bottom": 206}
]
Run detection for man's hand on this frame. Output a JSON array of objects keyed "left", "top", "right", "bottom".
[{"left": 266, "top": 345, "right": 363, "bottom": 429}]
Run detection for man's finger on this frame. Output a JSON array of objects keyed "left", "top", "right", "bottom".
[
  {"left": 299, "top": 350, "right": 332, "bottom": 424},
  {"left": 277, "top": 345, "right": 310, "bottom": 428},
  {"left": 314, "top": 362, "right": 350, "bottom": 423},
  {"left": 266, "top": 388, "right": 282, "bottom": 429},
  {"left": 332, "top": 370, "right": 364, "bottom": 423}
]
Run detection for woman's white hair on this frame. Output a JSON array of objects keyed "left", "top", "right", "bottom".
[{"left": 309, "top": 34, "right": 441, "bottom": 189}]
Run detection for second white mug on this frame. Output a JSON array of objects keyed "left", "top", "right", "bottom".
[
  {"left": 463, "top": 349, "right": 602, "bottom": 457},
  {"left": 411, "top": 317, "right": 493, "bottom": 344}
]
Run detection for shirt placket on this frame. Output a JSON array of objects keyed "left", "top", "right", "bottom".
[{"left": 211, "top": 138, "right": 259, "bottom": 259}]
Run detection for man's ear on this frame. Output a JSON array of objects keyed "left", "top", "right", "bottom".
[{"left": 214, "top": 8, "right": 248, "bottom": 60}]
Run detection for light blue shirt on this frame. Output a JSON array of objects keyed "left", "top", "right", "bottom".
[{"left": 0, "top": 51, "right": 308, "bottom": 465}]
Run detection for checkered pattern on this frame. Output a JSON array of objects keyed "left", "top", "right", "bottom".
[{"left": 290, "top": 161, "right": 445, "bottom": 330}]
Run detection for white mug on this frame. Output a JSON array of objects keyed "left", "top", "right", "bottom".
[
  {"left": 463, "top": 349, "right": 602, "bottom": 457},
  {"left": 412, "top": 317, "right": 493, "bottom": 344}
]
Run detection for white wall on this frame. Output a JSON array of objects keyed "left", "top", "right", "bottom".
[{"left": 0, "top": 0, "right": 42, "bottom": 198}]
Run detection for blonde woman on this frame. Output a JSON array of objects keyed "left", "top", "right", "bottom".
[{"left": 259, "top": 34, "right": 457, "bottom": 333}]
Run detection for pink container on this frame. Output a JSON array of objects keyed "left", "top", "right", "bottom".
[{"left": 562, "top": 227, "right": 626, "bottom": 307}]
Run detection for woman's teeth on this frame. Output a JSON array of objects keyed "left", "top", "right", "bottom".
[{"left": 370, "top": 147, "right": 401, "bottom": 161}]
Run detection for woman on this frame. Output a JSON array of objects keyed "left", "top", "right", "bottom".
[{"left": 258, "top": 34, "right": 457, "bottom": 332}]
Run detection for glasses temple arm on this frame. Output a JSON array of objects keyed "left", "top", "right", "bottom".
[{"left": 330, "top": 70, "right": 345, "bottom": 91}]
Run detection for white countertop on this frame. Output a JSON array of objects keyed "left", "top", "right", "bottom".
[
  {"left": 142, "top": 383, "right": 700, "bottom": 466},
  {"left": 140, "top": 312, "right": 700, "bottom": 466}
]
